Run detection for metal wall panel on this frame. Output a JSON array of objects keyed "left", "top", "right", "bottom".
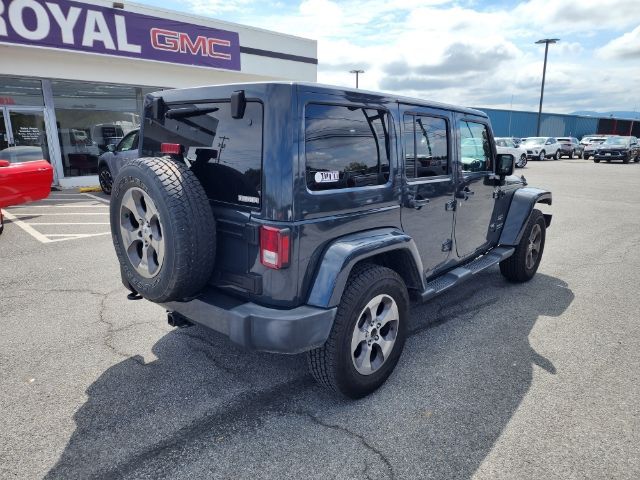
[{"left": 479, "top": 107, "right": 602, "bottom": 139}]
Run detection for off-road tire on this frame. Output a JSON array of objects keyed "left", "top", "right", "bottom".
[
  {"left": 110, "top": 157, "right": 216, "bottom": 302},
  {"left": 307, "top": 264, "right": 409, "bottom": 398},
  {"left": 98, "top": 164, "right": 113, "bottom": 195},
  {"left": 499, "top": 209, "right": 546, "bottom": 283}
]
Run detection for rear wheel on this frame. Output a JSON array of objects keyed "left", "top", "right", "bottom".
[
  {"left": 308, "top": 264, "right": 409, "bottom": 398},
  {"left": 500, "top": 209, "right": 546, "bottom": 283},
  {"left": 110, "top": 157, "right": 216, "bottom": 302},
  {"left": 98, "top": 164, "right": 113, "bottom": 195}
]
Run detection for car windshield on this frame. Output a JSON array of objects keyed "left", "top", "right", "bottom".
[
  {"left": 522, "top": 138, "right": 545, "bottom": 145},
  {"left": 603, "top": 137, "right": 627, "bottom": 146}
]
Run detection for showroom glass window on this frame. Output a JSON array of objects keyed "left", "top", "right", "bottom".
[
  {"left": 52, "top": 81, "right": 160, "bottom": 177},
  {"left": 305, "top": 104, "right": 390, "bottom": 191}
]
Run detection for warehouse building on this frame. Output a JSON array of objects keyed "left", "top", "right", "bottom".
[
  {"left": 479, "top": 107, "right": 640, "bottom": 140},
  {"left": 0, "top": 0, "right": 317, "bottom": 187}
]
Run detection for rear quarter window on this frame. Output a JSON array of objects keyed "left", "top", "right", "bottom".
[{"left": 141, "top": 101, "right": 263, "bottom": 208}]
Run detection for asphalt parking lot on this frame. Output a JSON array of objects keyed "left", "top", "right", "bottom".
[{"left": 1, "top": 159, "right": 639, "bottom": 480}]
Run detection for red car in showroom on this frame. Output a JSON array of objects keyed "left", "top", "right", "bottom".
[{"left": 0, "top": 146, "right": 54, "bottom": 234}]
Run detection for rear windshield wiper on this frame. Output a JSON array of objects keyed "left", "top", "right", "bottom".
[{"left": 165, "top": 106, "right": 219, "bottom": 119}]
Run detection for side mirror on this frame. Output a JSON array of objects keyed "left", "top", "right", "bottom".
[
  {"left": 0, "top": 160, "right": 10, "bottom": 167},
  {"left": 496, "top": 153, "right": 514, "bottom": 177},
  {"left": 107, "top": 144, "right": 116, "bottom": 152},
  {"left": 231, "top": 90, "right": 246, "bottom": 119}
]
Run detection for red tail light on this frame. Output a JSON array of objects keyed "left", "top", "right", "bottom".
[
  {"left": 161, "top": 143, "right": 182, "bottom": 154},
  {"left": 260, "top": 226, "right": 290, "bottom": 269}
]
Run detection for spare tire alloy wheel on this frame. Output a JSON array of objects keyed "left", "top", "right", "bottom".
[
  {"left": 110, "top": 157, "right": 216, "bottom": 303},
  {"left": 119, "top": 187, "right": 164, "bottom": 278}
]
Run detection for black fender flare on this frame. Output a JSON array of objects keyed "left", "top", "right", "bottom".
[
  {"left": 307, "top": 228, "right": 424, "bottom": 308},
  {"left": 499, "top": 187, "right": 552, "bottom": 246}
]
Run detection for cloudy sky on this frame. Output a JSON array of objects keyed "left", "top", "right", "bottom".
[{"left": 138, "top": 0, "right": 639, "bottom": 114}]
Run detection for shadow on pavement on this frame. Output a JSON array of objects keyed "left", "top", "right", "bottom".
[{"left": 45, "top": 273, "right": 574, "bottom": 479}]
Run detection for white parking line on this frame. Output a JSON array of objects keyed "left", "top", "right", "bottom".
[
  {"left": 9, "top": 204, "right": 108, "bottom": 208},
  {"left": 9, "top": 212, "right": 108, "bottom": 216},
  {"left": 28, "top": 222, "right": 110, "bottom": 225},
  {"left": 1, "top": 210, "right": 53, "bottom": 243},
  {"left": 2, "top": 191, "right": 114, "bottom": 243},
  {"left": 82, "top": 192, "right": 111, "bottom": 204}
]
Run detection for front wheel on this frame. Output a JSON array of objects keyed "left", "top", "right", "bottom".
[
  {"left": 308, "top": 264, "right": 409, "bottom": 398},
  {"left": 98, "top": 164, "right": 113, "bottom": 195},
  {"left": 516, "top": 154, "right": 528, "bottom": 168},
  {"left": 554, "top": 150, "right": 561, "bottom": 160},
  {"left": 594, "top": 159, "right": 600, "bottom": 163},
  {"left": 538, "top": 150, "right": 546, "bottom": 161},
  {"left": 500, "top": 209, "right": 546, "bottom": 283}
]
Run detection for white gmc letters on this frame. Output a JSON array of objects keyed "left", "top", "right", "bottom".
[{"left": 0, "top": 0, "right": 141, "bottom": 53}]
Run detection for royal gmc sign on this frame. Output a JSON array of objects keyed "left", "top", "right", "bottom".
[{"left": 0, "top": 0, "right": 241, "bottom": 70}]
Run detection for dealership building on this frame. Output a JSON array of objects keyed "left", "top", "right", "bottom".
[{"left": 0, "top": 0, "right": 317, "bottom": 187}]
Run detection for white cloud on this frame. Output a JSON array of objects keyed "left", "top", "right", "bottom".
[
  {"left": 596, "top": 25, "right": 640, "bottom": 59},
  {"left": 179, "top": 0, "right": 640, "bottom": 112}
]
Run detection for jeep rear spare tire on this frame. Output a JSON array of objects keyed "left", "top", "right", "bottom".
[{"left": 110, "top": 157, "right": 216, "bottom": 302}]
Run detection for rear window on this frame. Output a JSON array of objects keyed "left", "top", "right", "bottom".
[
  {"left": 141, "top": 100, "right": 263, "bottom": 208},
  {"left": 304, "top": 104, "right": 390, "bottom": 191}
]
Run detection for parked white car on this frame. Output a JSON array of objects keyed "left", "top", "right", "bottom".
[
  {"left": 521, "top": 137, "right": 563, "bottom": 160},
  {"left": 495, "top": 137, "right": 528, "bottom": 168}
]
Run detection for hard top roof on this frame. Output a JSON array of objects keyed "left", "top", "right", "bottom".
[{"left": 152, "top": 81, "right": 487, "bottom": 118}]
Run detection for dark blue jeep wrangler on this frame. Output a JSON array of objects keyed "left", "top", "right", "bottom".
[{"left": 109, "top": 82, "right": 552, "bottom": 398}]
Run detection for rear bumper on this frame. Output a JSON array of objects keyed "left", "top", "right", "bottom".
[{"left": 161, "top": 288, "right": 337, "bottom": 354}]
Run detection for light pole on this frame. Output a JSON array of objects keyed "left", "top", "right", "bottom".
[
  {"left": 349, "top": 69, "right": 364, "bottom": 88},
  {"left": 535, "top": 38, "right": 559, "bottom": 136}
]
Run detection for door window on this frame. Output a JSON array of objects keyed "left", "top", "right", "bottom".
[
  {"left": 403, "top": 114, "right": 449, "bottom": 179},
  {"left": 305, "top": 104, "right": 390, "bottom": 191},
  {"left": 459, "top": 121, "right": 492, "bottom": 172},
  {"left": 117, "top": 131, "right": 138, "bottom": 152}
]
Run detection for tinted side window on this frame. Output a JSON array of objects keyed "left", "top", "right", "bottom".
[
  {"left": 305, "top": 104, "right": 390, "bottom": 191},
  {"left": 403, "top": 114, "right": 449, "bottom": 178},
  {"left": 459, "top": 121, "right": 492, "bottom": 172},
  {"left": 142, "top": 101, "right": 263, "bottom": 207}
]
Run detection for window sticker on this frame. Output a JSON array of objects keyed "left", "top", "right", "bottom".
[{"left": 315, "top": 171, "right": 339, "bottom": 183}]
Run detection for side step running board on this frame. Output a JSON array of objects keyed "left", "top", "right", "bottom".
[{"left": 420, "top": 246, "right": 515, "bottom": 302}]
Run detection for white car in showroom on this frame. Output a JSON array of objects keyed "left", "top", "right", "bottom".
[
  {"left": 495, "top": 137, "right": 528, "bottom": 168},
  {"left": 521, "top": 137, "right": 563, "bottom": 161}
]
